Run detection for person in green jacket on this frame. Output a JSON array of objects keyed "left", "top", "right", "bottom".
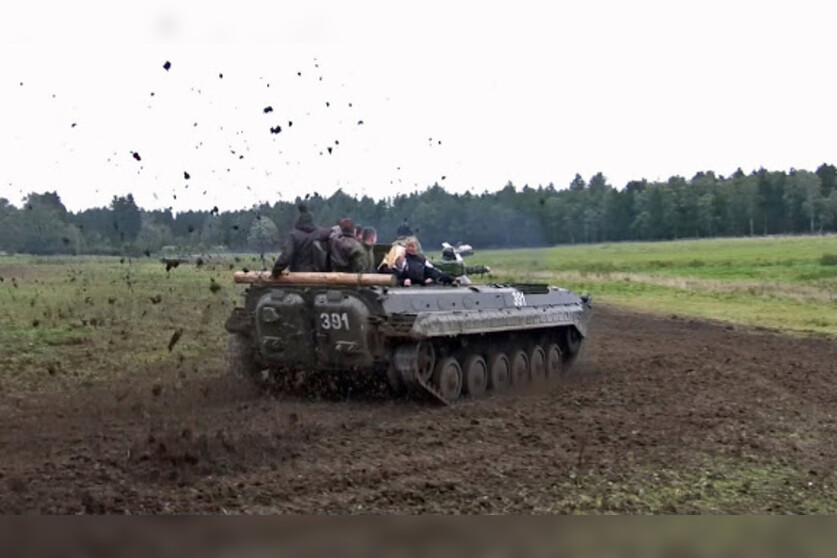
[
  {"left": 328, "top": 218, "right": 366, "bottom": 273},
  {"left": 360, "top": 226, "right": 377, "bottom": 272}
]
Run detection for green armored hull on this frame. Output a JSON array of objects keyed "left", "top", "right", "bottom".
[{"left": 225, "top": 272, "right": 592, "bottom": 404}]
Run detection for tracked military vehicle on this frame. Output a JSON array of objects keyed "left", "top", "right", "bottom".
[{"left": 225, "top": 250, "right": 592, "bottom": 404}]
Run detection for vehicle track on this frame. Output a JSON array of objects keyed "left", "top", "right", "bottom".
[{"left": 2, "top": 306, "right": 836, "bottom": 513}]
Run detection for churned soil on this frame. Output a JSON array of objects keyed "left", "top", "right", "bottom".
[{"left": 1, "top": 306, "right": 836, "bottom": 514}]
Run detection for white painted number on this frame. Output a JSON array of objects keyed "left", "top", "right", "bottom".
[
  {"left": 320, "top": 312, "right": 351, "bottom": 330},
  {"left": 512, "top": 291, "right": 527, "bottom": 307}
]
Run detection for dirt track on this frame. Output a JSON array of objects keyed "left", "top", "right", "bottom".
[{"left": 2, "top": 306, "right": 837, "bottom": 514}]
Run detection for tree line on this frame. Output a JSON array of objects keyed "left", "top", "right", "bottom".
[{"left": 2, "top": 164, "right": 837, "bottom": 256}]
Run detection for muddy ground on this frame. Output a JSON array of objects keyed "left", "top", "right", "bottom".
[{"left": 1, "top": 306, "right": 836, "bottom": 514}]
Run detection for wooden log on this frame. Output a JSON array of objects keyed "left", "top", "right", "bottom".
[{"left": 233, "top": 270, "right": 396, "bottom": 287}]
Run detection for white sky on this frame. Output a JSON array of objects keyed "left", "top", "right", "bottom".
[{"left": 1, "top": 0, "right": 836, "bottom": 213}]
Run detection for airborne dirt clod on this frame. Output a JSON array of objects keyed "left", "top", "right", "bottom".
[{"left": 1, "top": 306, "right": 836, "bottom": 513}]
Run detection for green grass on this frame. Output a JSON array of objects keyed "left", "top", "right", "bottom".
[
  {"left": 471, "top": 235, "right": 837, "bottom": 336},
  {"left": 0, "top": 254, "right": 264, "bottom": 391},
  {"left": 547, "top": 455, "right": 833, "bottom": 514}
]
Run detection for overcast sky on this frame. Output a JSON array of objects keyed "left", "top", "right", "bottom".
[{"left": 1, "top": 1, "right": 835, "bottom": 213}]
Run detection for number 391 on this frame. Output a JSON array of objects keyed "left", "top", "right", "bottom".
[{"left": 320, "top": 312, "right": 350, "bottom": 330}]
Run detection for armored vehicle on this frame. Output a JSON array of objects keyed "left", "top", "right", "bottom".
[{"left": 225, "top": 266, "right": 592, "bottom": 405}]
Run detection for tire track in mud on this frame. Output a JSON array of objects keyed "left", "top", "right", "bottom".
[{"left": 2, "top": 305, "right": 837, "bottom": 513}]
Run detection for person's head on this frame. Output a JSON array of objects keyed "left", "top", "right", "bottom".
[
  {"left": 405, "top": 237, "right": 419, "bottom": 255},
  {"left": 354, "top": 225, "right": 363, "bottom": 240},
  {"left": 380, "top": 244, "right": 405, "bottom": 269},
  {"left": 396, "top": 218, "right": 413, "bottom": 237},
  {"left": 338, "top": 218, "right": 355, "bottom": 235},
  {"left": 295, "top": 204, "right": 314, "bottom": 228},
  {"left": 361, "top": 227, "right": 377, "bottom": 246}
]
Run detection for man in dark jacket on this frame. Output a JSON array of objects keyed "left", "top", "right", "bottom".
[
  {"left": 329, "top": 218, "right": 366, "bottom": 273},
  {"left": 271, "top": 205, "right": 331, "bottom": 276}
]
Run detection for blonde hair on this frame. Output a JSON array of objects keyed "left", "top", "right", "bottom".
[{"left": 379, "top": 244, "right": 406, "bottom": 270}]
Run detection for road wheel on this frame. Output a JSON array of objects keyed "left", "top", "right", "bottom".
[
  {"left": 227, "top": 334, "right": 260, "bottom": 382},
  {"left": 510, "top": 349, "right": 529, "bottom": 387},
  {"left": 462, "top": 354, "right": 488, "bottom": 397},
  {"left": 562, "top": 328, "right": 583, "bottom": 372},
  {"left": 545, "top": 343, "right": 562, "bottom": 379},
  {"left": 528, "top": 345, "right": 546, "bottom": 383},
  {"left": 416, "top": 340, "right": 436, "bottom": 382},
  {"left": 487, "top": 352, "right": 511, "bottom": 392},
  {"left": 433, "top": 357, "right": 463, "bottom": 401},
  {"left": 385, "top": 363, "right": 406, "bottom": 396}
]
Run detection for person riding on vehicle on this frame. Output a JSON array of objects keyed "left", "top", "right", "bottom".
[
  {"left": 271, "top": 205, "right": 331, "bottom": 277},
  {"left": 379, "top": 239, "right": 454, "bottom": 286}
]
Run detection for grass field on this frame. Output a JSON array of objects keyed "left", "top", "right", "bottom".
[
  {"left": 2, "top": 240, "right": 836, "bottom": 514},
  {"left": 472, "top": 235, "right": 837, "bottom": 337},
  {"left": 0, "top": 254, "right": 254, "bottom": 391},
  {"left": 2, "top": 235, "right": 836, "bottom": 391}
]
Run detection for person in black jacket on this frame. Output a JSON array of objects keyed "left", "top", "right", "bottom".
[
  {"left": 389, "top": 238, "right": 454, "bottom": 286},
  {"left": 328, "top": 218, "right": 366, "bottom": 273},
  {"left": 271, "top": 205, "right": 331, "bottom": 276}
]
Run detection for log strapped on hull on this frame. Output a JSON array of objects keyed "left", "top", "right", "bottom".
[{"left": 233, "top": 270, "right": 397, "bottom": 287}]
